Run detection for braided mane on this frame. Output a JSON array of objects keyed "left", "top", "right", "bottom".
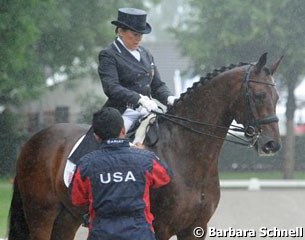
[{"left": 172, "top": 62, "right": 249, "bottom": 107}]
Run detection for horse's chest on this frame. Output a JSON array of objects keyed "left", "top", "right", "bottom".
[
  {"left": 174, "top": 183, "right": 220, "bottom": 223},
  {"left": 173, "top": 189, "right": 206, "bottom": 221}
]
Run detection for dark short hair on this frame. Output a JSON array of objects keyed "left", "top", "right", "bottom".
[{"left": 92, "top": 107, "right": 124, "bottom": 140}]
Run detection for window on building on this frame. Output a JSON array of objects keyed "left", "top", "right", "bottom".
[{"left": 55, "top": 106, "right": 69, "bottom": 123}]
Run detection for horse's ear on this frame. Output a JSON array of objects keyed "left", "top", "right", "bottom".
[
  {"left": 255, "top": 52, "right": 268, "bottom": 73},
  {"left": 270, "top": 55, "right": 284, "bottom": 75}
]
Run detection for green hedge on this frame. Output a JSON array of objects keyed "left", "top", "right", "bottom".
[
  {"left": 219, "top": 135, "right": 305, "bottom": 171},
  {"left": 0, "top": 111, "right": 27, "bottom": 176}
]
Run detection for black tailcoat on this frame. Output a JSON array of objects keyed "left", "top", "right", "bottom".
[{"left": 98, "top": 39, "right": 172, "bottom": 113}]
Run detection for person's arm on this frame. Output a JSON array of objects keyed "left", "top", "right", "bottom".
[
  {"left": 98, "top": 50, "right": 141, "bottom": 108},
  {"left": 71, "top": 167, "right": 91, "bottom": 206},
  {"left": 149, "top": 156, "right": 172, "bottom": 188}
]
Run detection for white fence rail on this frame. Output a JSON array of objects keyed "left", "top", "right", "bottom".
[{"left": 220, "top": 178, "right": 305, "bottom": 190}]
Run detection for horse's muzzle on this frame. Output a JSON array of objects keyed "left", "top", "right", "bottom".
[
  {"left": 262, "top": 140, "right": 281, "bottom": 154},
  {"left": 256, "top": 139, "right": 281, "bottom": 156}
]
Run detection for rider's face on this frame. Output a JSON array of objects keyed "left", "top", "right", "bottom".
[{"left": 119, "top": 28, "right": 143, "bottom": 50}]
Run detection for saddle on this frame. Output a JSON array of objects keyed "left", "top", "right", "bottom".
[{"left": 126, "top": 113, "right": 159, "bottom": 146}]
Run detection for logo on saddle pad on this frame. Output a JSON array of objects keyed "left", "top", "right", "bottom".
[{"left": 100, "top": 171, "right": 136, "bottom": 184}]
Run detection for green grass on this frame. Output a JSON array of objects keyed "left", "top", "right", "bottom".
[{"left": 0, "top": 179, "right": 13, "bottom": 238}]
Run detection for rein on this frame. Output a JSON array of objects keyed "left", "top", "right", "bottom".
[
  {"left": 150, "top": 64, "right": 279, "bottom": 148},
  {"left": 152, "top": 111, "right": 256, "bottom": 147}
]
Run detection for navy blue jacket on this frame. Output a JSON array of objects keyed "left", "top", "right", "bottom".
[
  {"left": 71, "top": 139, "right": 172, "bottom": 240},
  {"left": 98, "top": 39, "right": 172, "bottom": 113}
]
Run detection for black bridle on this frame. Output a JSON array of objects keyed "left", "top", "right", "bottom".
[
  {"left": 242, "top": 64, "right": 279, "bottom": 139},
  {"left": 151, "top": 64, "right": 279, "bottom": 148}
]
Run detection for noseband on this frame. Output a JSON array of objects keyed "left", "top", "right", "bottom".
[{"left": 243, "top": 65, "right": 279, "bottom": 139}]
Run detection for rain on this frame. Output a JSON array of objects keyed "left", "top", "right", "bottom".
[{"left": 1, "top": 1, "right": 305, "bottom": 239}]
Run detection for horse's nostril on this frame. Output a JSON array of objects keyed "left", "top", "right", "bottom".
[{"left": 263, "top": 141, "right": 281, "bottom": 153}]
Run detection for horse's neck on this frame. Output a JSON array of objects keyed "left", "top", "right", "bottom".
[
  {"left": 171, "top": 75, "right": 236, "bottom": 143},
  {"left": 154, "top": 74, "right": 240, "bottom": 181}
]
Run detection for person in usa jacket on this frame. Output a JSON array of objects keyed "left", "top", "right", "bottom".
[{"left": 71, "top": 107, "right": 172, "bottom": 240}]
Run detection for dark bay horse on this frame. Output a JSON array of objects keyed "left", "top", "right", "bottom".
[{"left": 8, "top": 53, "right": 282, "bottom": 240}]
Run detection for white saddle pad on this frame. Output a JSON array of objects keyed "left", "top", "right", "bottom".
[{"left": 63, "top": 135, "right": 85, "bottom": 187}]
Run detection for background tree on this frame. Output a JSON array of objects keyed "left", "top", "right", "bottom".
[
  {"left": 1, "top": 0, "right": 149, "bottom": 107},
  {"left": 0, "top": 0, "right": 155, "bottom": 175},
  {"left": 172, "top": 0, "right": 305, "bottom": 178}
]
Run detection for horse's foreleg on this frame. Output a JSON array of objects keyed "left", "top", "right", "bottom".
[{"left": 50, "top": 206, "right": 82, "bottom": 240}]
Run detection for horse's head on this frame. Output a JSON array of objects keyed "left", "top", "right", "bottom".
[{"left": 233, "top": 53, "right": 283, "bottom": 156}]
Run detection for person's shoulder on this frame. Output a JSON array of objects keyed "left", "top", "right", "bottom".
[
  {"left": 129, "top": 147, "right": 159, "bottom": 160},
  {"left": 99, "top": 42, "right": 116, "bottom": 56},
  {"left": 139, "top": 46, "right": 154, "bottom": 62},
  {"left": 138, "top": 45, "right": 152, "bottom": 55},
  {"left": 78, "top": 150, "right": 104, "bottom": 166},
  {"left": 129, "top": 145, "right": 149, "bottom": 153},
  {"left": 104, "top": 42, "right": 114, "bottom": 51}
]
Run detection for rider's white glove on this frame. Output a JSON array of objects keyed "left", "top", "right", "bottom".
[
  {"left": 138, "top": 95, "right": 159, "bottom": 112},
  {"left": 167, "top": 96, "right": 178, "bottom": 106}
]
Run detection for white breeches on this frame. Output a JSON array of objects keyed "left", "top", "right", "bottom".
[{"left": 122, "top": 106, "right": 149, "bottom": 132}]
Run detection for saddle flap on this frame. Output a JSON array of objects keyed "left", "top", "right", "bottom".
[{"left": 144, "top": 116, "right": 159, "bottom": 147}]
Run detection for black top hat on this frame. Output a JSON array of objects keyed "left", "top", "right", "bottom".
[{"left": 111, "top": 8, "right": 151, "bottom": 34}]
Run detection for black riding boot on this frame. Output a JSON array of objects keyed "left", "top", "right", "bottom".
[{"left": 82, "top": 213, "right": 90, "bottom": 228}]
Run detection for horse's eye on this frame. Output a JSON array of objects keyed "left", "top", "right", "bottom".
[
  {"left": 254, "top": 92, "right": 266, "bottom": 100},
  {"left": 254, "top": 92, "right": 266, "bottom": 104}
]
